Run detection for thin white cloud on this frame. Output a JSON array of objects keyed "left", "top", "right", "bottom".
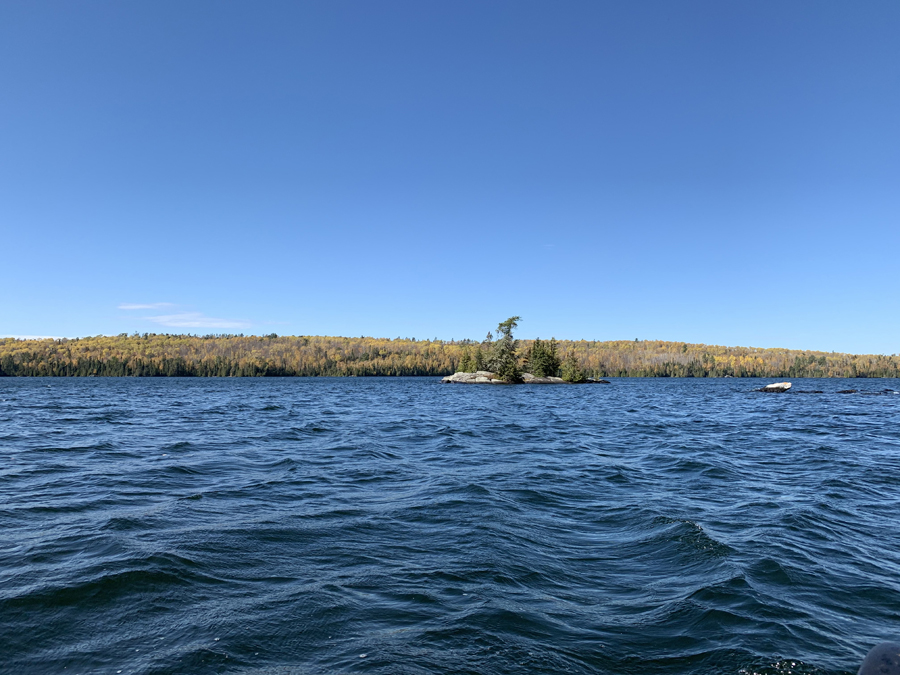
[
  {"left": 119, "top": 302, "right": 174, "bottom": 310},
  {"left": 146, "top": 312, "right": 251, "bottom": 330},
  {"left": 0, "top": 335, "right": 63, "bottom": 340}
]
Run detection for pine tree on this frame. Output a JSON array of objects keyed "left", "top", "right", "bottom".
[
  {"left": 526, "top": 338, "right": 544, "bottom": 376},
  {"left": 526, "top": 337, "right": 561, "bottom": 377},
  {"left": 458, "top": 347, "right": 474, "bottom": 373},
  {"left": 561, "top": 351, "right": 586, "bottom": 383},
  {"left": 546, "top": 338, "right": 561, "bottom": 376},
  {"left": 487, "top": 316, "right": 522, "bottom": 382},
  {"left": 523, "top": 340, "right": 536, "bottom": 375}
]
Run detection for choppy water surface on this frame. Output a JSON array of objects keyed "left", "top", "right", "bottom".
[{"left": 2, "top": 378, "right": 900, "bottom": 675}]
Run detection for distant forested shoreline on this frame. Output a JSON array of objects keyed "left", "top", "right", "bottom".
[{"left": 0, "top": 334, "right": 897, "bottom": 378}]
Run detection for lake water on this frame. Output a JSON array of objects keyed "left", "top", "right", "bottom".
[{"left": 2, "top": 378, "right": 899, "bottom": 675}]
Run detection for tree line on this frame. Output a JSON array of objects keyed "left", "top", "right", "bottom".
[{"left": 0, "top": 332, "right": 897, "bottom": 378}]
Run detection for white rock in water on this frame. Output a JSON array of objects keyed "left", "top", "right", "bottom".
[
  {"left": 442, "top": 371, "right": 488, "bottom": 383},
  {"left": 761, "top": 382, "right": 792, "bottom": 392}
]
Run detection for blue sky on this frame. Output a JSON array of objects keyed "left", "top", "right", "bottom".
[{"left": 1, "top": 1, "right": 898, "bottom": 353}]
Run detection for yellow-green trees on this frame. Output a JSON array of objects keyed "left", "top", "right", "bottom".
[{"left": 0, "top": 334, "right": 896, "bottom": 378}]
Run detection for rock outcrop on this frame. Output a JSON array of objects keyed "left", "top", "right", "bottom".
[
  {"left": 442, "top": 371, "right": 508, "bottom": 384},
  {"left": 759, "top": 382, "right": 792, "bottom": 393},
  {"left": 522, "top": 373, "right": 565, "bottom": 384},
  {"left": 441, "top": 371, "right": 609, "bottom": 384}
]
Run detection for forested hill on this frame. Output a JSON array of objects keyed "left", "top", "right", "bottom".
[{"left": 0, "top": 334, "right": 897, "bottom": 378}]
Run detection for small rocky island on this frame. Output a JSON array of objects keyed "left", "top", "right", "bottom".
[
  {"left": 442, "top": 371, "right": 610, "bottom": 384},
  {"left": 759, "top": 382, "right": 792, "bottom": 393},
  {"left": 442, "top": 316, "right": 611, "bottom": 384}
]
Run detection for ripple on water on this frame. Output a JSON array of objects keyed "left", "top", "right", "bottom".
[{"left": 0, "top": 377, "right": 898, "bottom": 674}]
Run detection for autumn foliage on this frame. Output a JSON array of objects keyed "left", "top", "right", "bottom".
[{"left": 0, "top": 333, "right": 897, "bottom": 378}]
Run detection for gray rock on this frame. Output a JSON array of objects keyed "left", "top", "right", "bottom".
[
  {"left": 523, "top": 375, "right": 566, "bottom": 384},
  {"left": 443, "top": 371, "right": 599, "bottom": 385},
  {"left": 442, "top": 371, "right": 500, "bottom": 383},
  {"left": 760, "top": 382, "right": 792, "bottom": 393},
  {"left": 442, "top": 372, "right": 477, "bottom": 383}
]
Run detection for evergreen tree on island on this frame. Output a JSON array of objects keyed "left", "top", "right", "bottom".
[
  {"left": 474, "top": 336, "right": 486, "bottom": 370},
  {"left": 486, "top": 316, "right": 522, "bottom": 383},
  {"left": 561, "top": 351, "right": 586, "bottom": 383},
  {"left": 457, "top": 347, "right": 474, "bottom": 372},
  {"left": 525, "top": 338, "right": 561, "bottom": 377}
]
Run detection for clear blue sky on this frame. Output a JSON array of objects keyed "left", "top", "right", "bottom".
[{"left": 2, "top": 1, "right": 898, "bottom": 353}]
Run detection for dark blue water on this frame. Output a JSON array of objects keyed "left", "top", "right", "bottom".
[{"left": 2, "top": 378, "right": 900, "bottom": 675}]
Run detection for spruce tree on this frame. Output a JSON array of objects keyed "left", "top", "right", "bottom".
[
  {"left": 487, "top": 316, "right": 522, "bottom": 382},
  {"left": 476, "top": 331, "right": 493, "bottom": 372},
  {"left": 458, "top": 347, "right": 474, "bottom": 373},
  {"left": 524, "top": 340, "right": 538, "bottom": 375},
  {"left": 527, "top": 337, "right": 561, "bottom": 377},
  {"left": 527, "top": 338, "right": 545, "bottom": 376},
  {"left": 561, "top": 351, "right": 586, "bottom": 383},
  {"left": 546, "top": 338, "right": 561, "bottom": 376},
  {"left": 473, "top": 348, "right": 484, "bottom": 371}
]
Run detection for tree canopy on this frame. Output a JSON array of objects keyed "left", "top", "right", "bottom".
[
  {"left": 526, "top": 338, "right": 561, "bottom": 378},
  {"left": 561, "top": 351, "right": 586, "bottom": 383},
  {"left": 0, "top": 332, "right": 897, "bottom": 378},
  {"left": 486, "top": 316, "right": 522, "bottom": 382}
]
